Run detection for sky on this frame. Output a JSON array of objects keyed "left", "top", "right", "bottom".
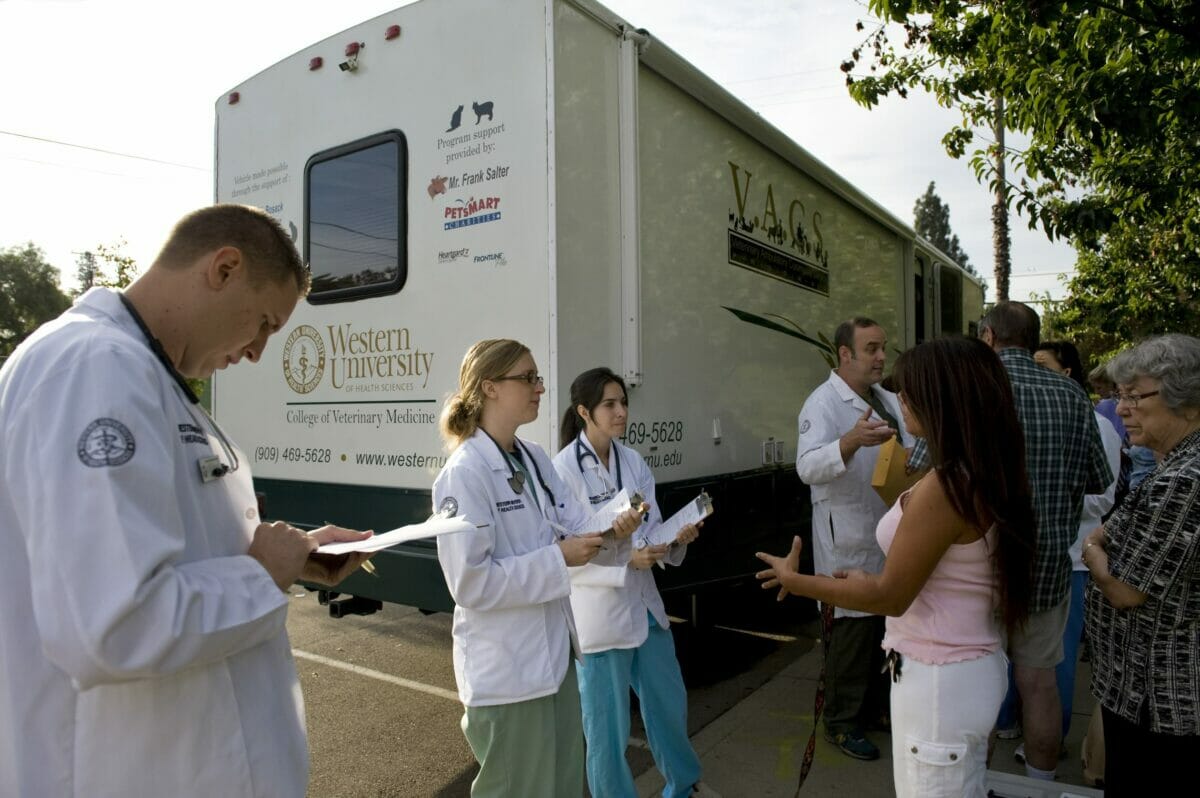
[{"left": 0, "top": 0, "right": 1075, "bottom": 302}]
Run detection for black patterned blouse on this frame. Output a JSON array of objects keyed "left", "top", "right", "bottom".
[{"left": 1086, "top": 427, "right": 1200, "bottom": 734}]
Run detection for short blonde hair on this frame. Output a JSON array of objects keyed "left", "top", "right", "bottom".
[{"left": 439, "top": 339, "right": 530, "bottom": 449}]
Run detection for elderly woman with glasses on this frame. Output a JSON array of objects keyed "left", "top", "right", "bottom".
[{"left": 1082, "top": 334, "right": 1200, "bottom": 794}]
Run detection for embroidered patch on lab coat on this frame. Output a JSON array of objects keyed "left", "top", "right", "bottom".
[
  {"left": 439, "top": 496, "right": 459, "bottom": 517},
  {"left": 799, "top": 419, "right": 812, "bottom": 434},
  {"left": 77, "top": 418, "right": 136, "bottom": 467}
]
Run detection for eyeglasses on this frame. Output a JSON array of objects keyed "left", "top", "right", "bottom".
[
  {"left": 1115, "top": 390, "right": 1159, "bottom": 408},
  {"left": 493, "top": 372, "right": 544, "bottom": 387}
]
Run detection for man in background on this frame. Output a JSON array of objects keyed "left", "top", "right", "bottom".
[
  {"left": 795, "top": 316, "right": 911, "bottom": 761},
  {"left": 975, "top": 302, "right": 1112, "bottom": 780}
]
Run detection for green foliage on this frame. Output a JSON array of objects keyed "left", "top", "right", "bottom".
[
  {"left": 912, "top": 180, "right": 981, "bottom": 280},
  {"left": 723, "top": 306, "right": 838, "bottom": 368},
  {"left": 0, "top": 244, "right": 71, "bottom": 359},
  {"left": 847, "top": 1, "right": 1200, "bottom": 333},
  {"left": 74, "top": 239, "right": 140, "bottom": 295},
  {"left": 1057, "top": 219, "right": 1200, "bottom": 359}
]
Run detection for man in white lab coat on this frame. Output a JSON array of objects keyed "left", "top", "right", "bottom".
[
  {"left": 795, "top": 317, "right": 911, "bottom": 761},
  {"left": 0, "top": 205, "right": 370, "bottom": 797}
]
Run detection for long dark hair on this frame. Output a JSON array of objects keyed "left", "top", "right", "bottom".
[
  {"left": 1036, "top": 340, "right": 1086, "bottom": 390},
  {"left": 893, "top": 336, "right": 1036, "bottom": 633},
  {"left": 559, "top": 367, "right": 627, "bottom": 450}
]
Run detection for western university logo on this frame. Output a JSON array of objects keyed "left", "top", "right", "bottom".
[
  {"left": 282, "top": 325, "right": 326, "bottom": 395},
  {"left": 77, "top": 418, "right": 135, "bottom": 467}
]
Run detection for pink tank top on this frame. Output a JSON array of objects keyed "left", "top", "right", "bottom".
[{"left": 875, "top": 489, "right": 1001, "bottom": 665}]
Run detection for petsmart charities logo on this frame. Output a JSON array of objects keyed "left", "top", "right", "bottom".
[{"left": 444, "top": 196, "right": 501, "bottom": 230}]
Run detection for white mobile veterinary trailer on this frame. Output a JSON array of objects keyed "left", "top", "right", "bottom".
[{"left": 212, "top": 0, "right": 983, "bottom": 616}]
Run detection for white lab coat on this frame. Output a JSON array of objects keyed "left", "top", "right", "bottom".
[
  {"left": 434, "top": 429, "right": 600, "bottom": 707},
  {"left": 796, "top": 370, "right": 912, "bottom": 619},
  {"left": 0, "top": 289, "right": 305, "bottom": 798},
  {"left": 1069, "top": 412, "right": 1123, "bottom": 570},
  {"left": 552, "top": 434, "right": 685, "bottom": 654}
]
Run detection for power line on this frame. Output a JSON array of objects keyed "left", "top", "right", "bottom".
[
  {"left": 725, "top": 66, "right": 841, "bottom": 85},
  {"left": 0, "top": 153, "right": 208, "bottom": 182},
  {"left": 0, "top": 130, "right": 208, "bottom": 172}
]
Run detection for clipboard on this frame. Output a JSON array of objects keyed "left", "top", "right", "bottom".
[
  {"left": 644, "top": 491, "right": 714, "bottom": 548},
  {"left": 871, "top": 436, "right": 921, "bottom": 507}
]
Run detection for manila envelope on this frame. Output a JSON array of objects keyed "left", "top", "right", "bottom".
[{"left": 871, "top": 436, "right": 922, "bottom": 507}]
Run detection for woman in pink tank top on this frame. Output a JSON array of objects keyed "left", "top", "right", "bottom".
[{"left": 757, "top": 336, "right": 1036, "bottom": 797}]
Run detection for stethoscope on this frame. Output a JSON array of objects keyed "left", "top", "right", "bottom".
[
  {"left": 575, "top": 434, "right": 623, "bottom": 501},
  {"left": 481, "top": 428, "right": 557, "bottom": 510},
  {"left": 118, "top": 293, "right": 240, "bottom": 480}
]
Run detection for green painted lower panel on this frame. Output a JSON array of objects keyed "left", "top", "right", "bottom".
[
  {"left": 257, "top": 466, "right": 813, "bottom": 614},
  {"left": 256, "top": 478, "right": 455, "bottom": 612}
]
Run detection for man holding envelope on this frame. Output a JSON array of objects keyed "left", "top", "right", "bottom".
[{"left": 795, "top": 316, "right": 914, "bottom": 762}]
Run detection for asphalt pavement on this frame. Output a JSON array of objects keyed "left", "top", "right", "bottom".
[{"left": 289, "top": 588, "right": 1105, "bottom": 798}]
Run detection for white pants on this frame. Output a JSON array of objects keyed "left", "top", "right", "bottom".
[{"left": 890, "top": 650, "right": 1007, "bottom": 798}]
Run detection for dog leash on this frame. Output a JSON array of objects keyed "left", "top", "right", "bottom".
[{"left": 793, "top": 601, "right": 834, "bottom": 795}]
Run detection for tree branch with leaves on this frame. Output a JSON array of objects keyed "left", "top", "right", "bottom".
[{"left": 844, "top": 0, "right": 1200, "bottom": 335}]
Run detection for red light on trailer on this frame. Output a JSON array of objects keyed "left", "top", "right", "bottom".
[
  {"left": 309, "top": 56, "right": 323, "bottom": 70},
  {"left": 385, "top": 24, "right": 401, "bottom": 40},
  {"left": 228, "top": 91, "right": 240, "bottom": 105},
  {"left": 345, "top": 41, "right": 361, "bottom": 57}
]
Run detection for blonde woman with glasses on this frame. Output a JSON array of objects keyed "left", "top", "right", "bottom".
[{"left": 433, "top": 339, "right": 645, "bottom": 797}]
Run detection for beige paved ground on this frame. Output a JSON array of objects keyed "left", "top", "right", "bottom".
[{"left": 637, "top": 644, "right": 1103, "bottom": 797}]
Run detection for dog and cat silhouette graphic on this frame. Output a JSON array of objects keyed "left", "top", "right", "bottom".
[{"left": 446, "top": 100, "right": 494, "bottom": 132}]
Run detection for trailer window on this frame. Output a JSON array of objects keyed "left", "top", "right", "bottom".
[
  {"left": 939, "top": 264, "right": 963, "bottom": 336},
  {"left": 304, "top": 131, "right": 407, "bottom": 303},
  {"left": 914, "top": 254, "right": 926, "bottom": 344}
]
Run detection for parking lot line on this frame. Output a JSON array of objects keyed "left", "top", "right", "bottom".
[{"left": 293, "top": 649, "right": 461, "bottom": 702}]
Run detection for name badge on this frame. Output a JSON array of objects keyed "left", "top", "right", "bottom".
[{"left": 198, "top": 455, "right": 229, "bottom": 483}]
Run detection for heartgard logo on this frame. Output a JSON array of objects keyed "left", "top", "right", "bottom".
[{"left": 444, "top": 196, "right": 501, "bottom": 230}]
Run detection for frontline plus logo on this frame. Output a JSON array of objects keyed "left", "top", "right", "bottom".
[{"left": 282, "top": 325, "right": 326, "bottom": 395}]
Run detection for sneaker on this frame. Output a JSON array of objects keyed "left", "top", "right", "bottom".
[
  {"left": 995, "top": 721, "right": 1023, "bottom": 740},
  {"left": 824, "top": 728, "right": 880, "bottom": 761},
  {"left": 691, "top": 783, "right": 722, "bottom": 798},
  {"left": 1014, "top": 743, "right": 1069, "bottom": 764}
]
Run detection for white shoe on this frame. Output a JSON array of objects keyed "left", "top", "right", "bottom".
[
  {"left": 1015, "top": 741, "right": 1068, "bottom": 764},
  {"left": 691, "top": 782, "right": 722, "bottom": 798},
  {"left": 995, "top": 722, "right": 1022, "bottom": 740}
]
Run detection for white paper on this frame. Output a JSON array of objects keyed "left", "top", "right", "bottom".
[
  {"left": 588, "top": 489, "right": 635, "bottom": 533},
  {"left": 315, "top": 516, "right": 477, "bottom": 555},
  {"left": 644, "top": 492, "right": 714, "bottom": 547},
  {"left": 548, "top": 488, "right": 635, "bottom": 539}
]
